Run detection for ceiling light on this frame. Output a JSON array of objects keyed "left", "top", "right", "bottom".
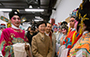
[
  {"left": 29, "top": 5, "right": 33, "bottom": 8},
  {"left": 25, "top": 9, "right": 44, "bottom": 12},
  {"left": 34, "top": 19, "right": 43, "bottom": 22},
  {"left": 0, "top": 9, "right": 12, "bottom": 11}
]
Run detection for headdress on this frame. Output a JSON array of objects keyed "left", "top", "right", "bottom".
[
  {"left": 70, "top": 8, "right": 79, "bottom": 18},
  {"left": 61, "top": 21, "right": 67, "bottom": 26},
  {"left": 9, "top": 10, "right": 21, "bottom": 19},
  {"left": 76, "top": 0, "right": 90, "bottom": 34},
  {"left": 0, "top": 24, "right": 6, "bottom": 29},
  {"left": 61, "top": 21, "right": 68, "bottom": 30}
]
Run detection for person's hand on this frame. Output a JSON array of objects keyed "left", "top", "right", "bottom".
[{"left": 25, "top": 45, "right": 29, "bottom": 50}]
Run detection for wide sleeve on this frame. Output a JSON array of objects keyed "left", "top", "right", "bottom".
[
  {"left": 0, "top": 30, "right": 14, "bottom": 57},
  {"left": 23, "top": 31, "right": 29, "bottom": 42},
  {"left": 70, "top": 34, "right": 90, "bottom": 57},
  {"left": 47, "top": 37, "right": 53, "bottom": 57},
  {"left": 70, "top": 44, "right": 90, "bottom": 57},
  {"left": 31, "top": 36, "right": 43, "bottom": 57}
]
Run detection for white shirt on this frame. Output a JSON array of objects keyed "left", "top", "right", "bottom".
[{"left": 45, "top": 32, "right": 50, "bottom": 36}]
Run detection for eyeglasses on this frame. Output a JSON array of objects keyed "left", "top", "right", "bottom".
[{"left": 12, "top": 17, "right": 20, "bottom": 20}]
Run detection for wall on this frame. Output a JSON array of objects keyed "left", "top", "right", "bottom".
[{"left": 50, "top": 0, "right": 82, "bottom": 24}]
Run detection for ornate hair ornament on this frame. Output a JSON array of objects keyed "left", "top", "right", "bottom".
[{"left": 79, "top": 14, "right": 89, "bottom": 34}]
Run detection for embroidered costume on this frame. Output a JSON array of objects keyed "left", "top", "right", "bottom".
[
  {"left": 70, "top": 32, "right": 90, "bottom": 57},
  {"left": 0, "top": 27, "right": 28, "bottom": 57}
]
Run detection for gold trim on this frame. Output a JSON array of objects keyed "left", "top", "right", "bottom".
[
  {"left": 79, "top": 14, "right": 89, "bottom": 34},
  {"left": 21, "top": 17, "right": 26, "bottom": 23},
  {"left": 0, "top": 16, "right": 9, "bottom": 22}
]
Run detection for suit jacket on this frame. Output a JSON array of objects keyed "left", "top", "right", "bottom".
[
  {"left": 52, "top": 33, "right": 56, "bottom": 57},
  {"left": 31, "top": 32, "right": 53, "bottom": 57}
]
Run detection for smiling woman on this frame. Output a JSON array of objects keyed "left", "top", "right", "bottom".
[
  {"left": 31, "top": 21, "right": 53, "bottom": 57},
  {"left": 37, "top": 21, "right": 46, "bottom": 34}
]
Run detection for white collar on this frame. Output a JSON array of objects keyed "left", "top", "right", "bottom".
[
  {"left": 11, "top": 24, "right": 20, "bottom": 29},
  {"left": 71, "top": 28, "right": 76, "bottom": 31},
  {"left": 45, "top": 32, "right": 50, "bottom": 36},
  {"left": 83, "top": 31, "right": 89, "bottom": 35}
]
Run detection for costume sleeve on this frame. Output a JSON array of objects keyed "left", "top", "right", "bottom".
[
  {"left": 63, "top": 37, "right": 67, "bottom": 45},
  {"left": 0, "top": 31, "right": 14, "bottom": 57},
  {"left": 70, "top": 44, "right": 90, "bottom": 57},
  {"left": 47, "top": 37, "right": 53, "bottom": 57},
  {"left": 24, "top": 35, "right": 29, "bottom": 42},
  {"left": 70, "top": 34, "right": 90, "bottom": 57},
  {"left": 31, "top": 36, "right": 43, "bottom": 57},
  {"left": 24, "top": 31, "right": 29, "bottom": 42},
  {"left": 26, "top": 32, "right": 29, "bottom": 38},
  {"left": 60, "top": 36, "right": 63, "bottom": 45}
]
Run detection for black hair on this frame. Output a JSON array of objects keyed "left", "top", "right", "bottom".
[
  {"left": 83, "top": 20, "right": 90, "bottom": 32},
  {"left": 31, "top": 26, "right": 35, "bottom": 31},
  {"left": 37, "top": 21, "right": 46, "bottom": 28},
  {"left": 46, "top": 23, "right": 52, "bottom": 26},
  {"left": 27, "top": 26, "right": 31, "bottom": 31}
]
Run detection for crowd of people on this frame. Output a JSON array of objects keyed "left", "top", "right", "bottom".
[{"left": 0, "top": 0, "right": 90, "bottom": 57}]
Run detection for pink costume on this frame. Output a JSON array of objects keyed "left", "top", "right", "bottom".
[{"left": 0, "top": 27, "right": 28, "bottom": 57}]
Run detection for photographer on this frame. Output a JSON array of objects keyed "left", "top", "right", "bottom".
[{"left": 26, "top": 26, "right": 36, "bottom": 45}]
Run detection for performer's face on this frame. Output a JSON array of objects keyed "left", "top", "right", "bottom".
[
  {"left": 38, "top": 23, "right": 46, "bottom": 34},
  {"left": 62, "top": 28, "right": 67, "bottom": 35},
  {"left": 54, "top": 28, "right": 57, "bottom": 32},
  {"left": 59, "top": 28, "right": 62, "bottom": 32},
  {"left": 11, "top": 15, "right": 21, "bottom": 28},
  {"left": 46, "top": 23, "right": 52, "bottom": 33},
  {"left": 69, "top": 17, "right": 75, "bottom": 28}
]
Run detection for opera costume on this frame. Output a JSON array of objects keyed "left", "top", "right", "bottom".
[
  {"left": 0, "top": 10, "right": 31, "bottom": 57},
  {"left": 53, "top": 24, "right": 58, "bottom": 36},
  {"left": 0, "top": 24, "right": 29, "bottom": 57},
  {"left": 59, "top": 22, "right": 68, "bottom": 46},
  {"left": 63, "top": 28, "right": 77, "bottom": 49},
  {"left": 57, "top": 22, "right": 68, "bottom": 57},
  {"left": 55, "top": 25, "right": 63, "bottom": 53},
  {"left": 69, "top": 0, "right": 90, "bottom": 57},
  {"left": 56, "top": 25, "right": 63, "bottom": 44},
  {"left": 0, "top": 24, "right": 6, "bottom": 39},
  {"left": 58, "top": 10, "right": 83, "bottom": 57},
  {"left": 62, "top": 9, "right": 80, "bottom": 49},
  {"left": 70, "top": 31, "right": 90, "bottom": 57}
]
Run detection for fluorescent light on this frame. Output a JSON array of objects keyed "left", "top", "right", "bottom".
[
  {"left": 25, "top": 9, "right": 44, "bottom": 12},
  {"left": 0, "top": 9, "right": 12, "bottom": 11},
  {"left": 34, "top": 19, "right": 43, "bottom": 21}
]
